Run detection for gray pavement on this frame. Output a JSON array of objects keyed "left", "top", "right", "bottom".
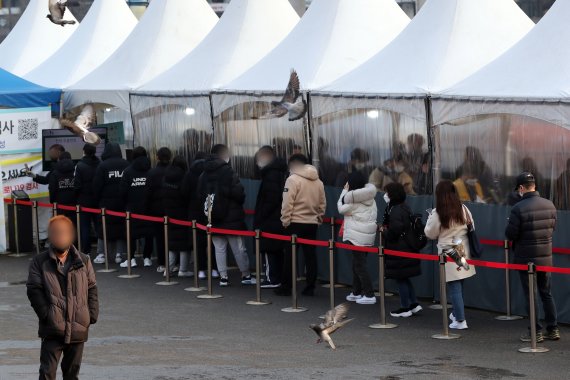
[{"left": 0, "top": 253, "right": 568, "bottom": 380}]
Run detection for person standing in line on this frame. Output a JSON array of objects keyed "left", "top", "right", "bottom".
[
  {"left": 27, "top": 144, "right": 66, "bottom": 184},
  {"left": 277, "top": 154, "right": 326, "bottom": 297},
  {"left": 74, "top": 144, "right": 101, "bottom": 261},
  {"left": 119, "top": 146, "right": 153, "bottom": 268},
  {"left": 48, "top": 152, "right": 77, "bottom": 225},
  {"left": 382, "top": 182, "right": 423, "bottom": 317},
  {"left": 182, "top": 152, "right": 219, "bottom": 280},
  {"left": 161, "top": 156, "right": 192, "bottom": 277},
  {"left": 27, "top": 215, "right": 98, "bottom": 380},
  {"left": 253, "top": 146, "right": 288, "bottom": 288},
  {"left": 506, "top": 172, "right": 559, "bottom": 342},
  {"left": 425, "top": 180, "right": 476, "bottom": 330},
  {"left": 198, "top": 145, "right": 254, "bottom": 286},
  {"left": 338, "top": 172, "right": 378, "bottom": 305},
  {"left": 92, "top": 142, "right": 129, "bottom": 265}
]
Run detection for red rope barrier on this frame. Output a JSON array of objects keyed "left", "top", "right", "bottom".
[
  {"left": 297, "top": 237, "right": 330, "bottom": 247},
  {"left": 3, "top": 198, "right": 9, "bottom": 204},
  {"left": 467, "top": 259, "right": 527, "bottom": 271},
  {"left": 210, "top": 227, "right": 256, "bottom": 237},
  {"left": 334, "top": 242, "right": 377, "bottom": 253},
  {"left": 131, "top": 213, "right": 163, "bottom": 223},
  {"left": 15, "top": 199, "right": 33, "bottom": 206},
  {"left": 384, "top": 249, "right": 439, "bottom": 262},
  {"left": 196, "top": 223, "right": 207, "bottom": 231},
  {"left": 552, "top": 247, "right": 570, "bottom": 255},
  {"left": 57, "top": 204, "right": 76, "bottom": 211},
  {"left": 106, "top": 210, "right": 127, "bottom": 217},
  {"left": 80, "top": 207, "right": 101, "bottom": 215},
  {"left": 479, "top": 239, "right": 506, "bottom": 248},
  {"left": 536, "top": 265, "right": 570, "bottom": 274},
  {"left": 37, "top": 201, "right": 53, "bottom": 208},
  {"left": 169, "top": 218, "right": 194, "bottom": 227},
  {"left": 260, "top": 232, "right": 291, "bottom": 242}
]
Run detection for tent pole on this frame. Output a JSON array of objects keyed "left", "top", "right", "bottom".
[
  {"left": 306, "top": 91, "right": 313, "bottom": 162},
  {"left": 59, "top": 92, "right": 64, "bottom": 119}
]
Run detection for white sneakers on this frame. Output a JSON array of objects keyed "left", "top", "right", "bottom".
[
  {"left": 346, "top": 293, "right": 376, "bottom": 304},
  {"left": 198, "top": 271, "right": 206, "bottom": 279},
  {"left": 177, "top": 271, "right": 194, "bottom": 278},
  {"left": 449, "top": 313, "right": 468, "bottom": 329},
  {"left": 115, "top": 254, "right": 123, "bottom": 264},
  {"left": 156, "top": 265, "right": 165, "bottom": 273},
  {"left": 143, "top": 258, "right": 152, "bottom": 267},
  {"left": 120, "top": 258, "right": 137, "bottom": 268},
  {"left": 346, "top": 293, "right": 362, "bottom": 302},
  {"left": 93, "top": 254, "right": 105, "bottom": 264}
]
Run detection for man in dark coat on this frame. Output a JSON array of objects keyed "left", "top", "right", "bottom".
[
  {"left": 48, "top": 152, "right": 77, "bottom": 224},
  {"left": 120, "top": 146, "right": 153, "bottom": 268},
  {"left": 27, "top": 144, "right": 66, "bottom": 185},
  {"left": 253, "top": 146, "right": 287, "bottom": 288},
  {"left": 197, "top": 144, "right": 253, "bottom": 287},
  {"left": 92, "top": 143, "right": 129, "bottom": 265},
  {"left": 74, "top": 144, "right": 100, "bottom": 259},
  {"left": 147, "top": 147, "right": 172, "bottom": 272},
  {"left": 506, "top": 172, "right": 559, "bottom": 342},
  {"left": 181, "top": 152, "right": 218, "bottom": 279},
  {"left": 27, "top": 215, "right": 98, "bottom": 380}
]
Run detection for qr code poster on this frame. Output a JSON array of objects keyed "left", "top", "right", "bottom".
[{"left": 0, "top": 106, "right": 52, "bottom": 155}]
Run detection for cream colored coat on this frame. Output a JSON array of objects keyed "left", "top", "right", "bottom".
[{"left": 424, "top": 207, "right": 476, "bottom": 282}]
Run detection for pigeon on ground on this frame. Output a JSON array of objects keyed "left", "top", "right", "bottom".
[
  {"left": 47, "top": 0, "right": 76, "bottom": 26},
  {"left": 60, "top": 104, "right": 100, "bottom": 145},
  {"left": 261, "top": 70, "right": 307, "bottom": 121},
  {"left": 310, "top": 303, "right": 354, "bottom": 350}
]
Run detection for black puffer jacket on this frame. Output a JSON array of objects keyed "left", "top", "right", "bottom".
[
  {"left": 254, "top": 159, "right": 287, "bottom": 250},
  {"left": 161, "top": 164, "right": 190, "bottom": 251},
  {"left": 74, "top": 155, "right": 100, "bottom": 208},
  {"left": 147, "top": 162, "right": 169, "bottom": 217},
  {"left": 93, "top": 143, "right": 129, "bottom": 240},
  {"left": 26, "top": 246, "right": 98, "bottom": 344},
  {"left": 48, "top": 158, "right": 77, "bottom": 207},
  {"left": 182, "top": 159, "right": 207, "bottom": 224},
  {"left": 383, "top": 203, "right": 421, "bottom": 279},
  {"left": 198, "top": 158, "right": 246, "bottom": 230},
  {"left": 505, "top": 191, "right": 557, "bottom": 266},
  {"left": 120, "top": 156, "right": 152, "bottom": 238}
]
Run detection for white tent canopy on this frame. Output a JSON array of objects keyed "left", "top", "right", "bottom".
[
  {"left": 24, "top": 0, "right": 137, "bottom": 89},
  {"left": 64, "top": 0, "right": 218, "bottom": 111},
  {"left": 213, "top": 0, "right": 410, "bottom": 113},
  {"left": 0, "top": 0, "right": 78, "bottom": 76},
  {"left": 133, "top": 0, "right": 300, "bottom": 95},
  {"left": 433, "top": 0, "right": 570, "bottom": 127},
  {"left": 313, "top": 0, "right": 534, "bottom": 118}
]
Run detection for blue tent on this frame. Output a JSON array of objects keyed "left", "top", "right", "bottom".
[{"left": 0, "top": 68, "right": 60, "bottom": 108}]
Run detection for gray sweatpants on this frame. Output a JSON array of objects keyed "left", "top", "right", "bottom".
[{"left": 212, "top": 235, "right": 250, "bottom": 278}]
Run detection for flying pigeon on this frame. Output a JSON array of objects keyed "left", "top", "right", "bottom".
[
  {"left": 261, "top": 70, "right": 307, "bottom": 121},
  {"left": 47, "top": 0, "right": 76, "bottom": 26},
  {"left": 310, "top": 303, "right": 354, "bottom": 350},
  {"left": 60, "top": 104, "right": 100, "bottom": 145}
]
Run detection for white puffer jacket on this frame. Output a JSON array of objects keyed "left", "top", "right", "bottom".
[{"left": 337, "top": 184, "right": 378, "bottom": 246}]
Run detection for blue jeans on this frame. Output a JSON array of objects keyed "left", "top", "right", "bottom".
[
  {"left": 518, "top": 270, "right": 558, "bottom": 331},
  {"left": 397, "top": 279, "right": 417, "bottom": 308},
  {"left": 448, "top": 280, "right": 465, "bottom": 321}
]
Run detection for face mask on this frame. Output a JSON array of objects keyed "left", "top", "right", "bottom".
[
  {"left": 465, "top": 178, "right": 478, "bottom": 186},
  {"left": 224, "top": 157, "right": 230, "bottom": 164},
  {"left": 354, "top": 162, "right": 367, "bottom": 171},
  {"left": 383, "top": 193, "right": 390, "bottom": 204},
  {"left": 257, "top": 160, "right": 268, "bottom": 169},
  {"left": 394, "top": 164, "right": 405, "bottom": 174}
]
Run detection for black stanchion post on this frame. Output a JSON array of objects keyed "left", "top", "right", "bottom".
[
  {"left": 496, "top": 240, "right": 522, "bottom": 321},
  {"left": 33, "top": 201, "right": 40, "bottom": 256},
  {"left": 97, "top": 208, "right": 117, "bottom": 273},
  {"left": 9, "top": 198, "right": 22, "bottom": 257},
  {"left": 197, "top": 225, "right": 222, "bottom": 298},
  {"left": 323, "top": 217, "right": 345, "bottom": 290},
  {"left": 247, "top": 230, "right": 270, "bottom": 306},
  {"left": 519, "top": 263, "right": 549, "bottom": 353},
  {"left": 328, "top": 239, "right": 335, "bottom": 311},
  {"left": 432, "top": 254, "right": 460, "bottom": 339},
  {"left": 185, "top": 220, "right": 205, "bottom": 292},
  {"left": 369, "top": 246, "right": 397, "bottom": 329},
  {"left": 75, "top": 205, "right": 82, "bottom": 253},
  {"left": 282, "top": 234, "right": 307, "bottom": 313},
  {"left": 156, "top": 216, "right": 178, "bottom": 285},
  {"left": 119, "top": 211, "right": 140, "bottom": 279}
]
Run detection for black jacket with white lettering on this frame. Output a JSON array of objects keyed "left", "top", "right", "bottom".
[
  {"left": 74, "top": 155, "right": 100, "bottom": 208},
  {"left": 120, "top": 156, "right": 152, "bottom": 238},
  {"left": 93, "top": 143, "right": 129, "bottom": 240},
  {"left": 48, "top": 158, "right": 77, "bottom": 206}
]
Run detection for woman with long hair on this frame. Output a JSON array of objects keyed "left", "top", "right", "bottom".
[{"left": 425, "top": 180, "right": 476, "bottom": 329}]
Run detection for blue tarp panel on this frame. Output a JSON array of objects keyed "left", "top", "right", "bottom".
[{"left": 0, "top": 68, "right": 60, "bottom": 108}]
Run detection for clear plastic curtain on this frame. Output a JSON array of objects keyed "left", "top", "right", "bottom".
[
  {"left": 434, "top": 114, "right": 570, "bottom": 208},
  {"left": 311, "top": 98, "right": 430, "bottom": 195},
  {"left": 99, "top": 107, "right": 134, "bottom": 148},
  {"left": 130, "top": 95, "right": 213, "bottom": 163},
  {"left": 212, "top": 94, "right": 307, "bottom": 179}
]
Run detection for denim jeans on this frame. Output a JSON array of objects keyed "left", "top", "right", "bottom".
[
  {"left": 397, "top": 278, "right": 418, "bottom": 308},
  {"left": 448, "top": 280, "right": 465, "bottom": 321},
  {"left": 518, "top": 270, "right": 558, "bottom": 331}
]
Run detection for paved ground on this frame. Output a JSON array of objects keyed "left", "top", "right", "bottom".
[{"left": 0, "top": 253, "right": 568, "bottom": 380}]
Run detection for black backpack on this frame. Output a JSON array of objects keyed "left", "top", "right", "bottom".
[{"left": 403, "top": 209, "right": 428, "bottom": 252}]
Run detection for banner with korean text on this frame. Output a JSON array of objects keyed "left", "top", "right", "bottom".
[{"left": 0, "top": 107, "right": 52, "bottom": 154}]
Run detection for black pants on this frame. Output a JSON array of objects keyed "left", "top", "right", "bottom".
[
  {"left": 196, "top": 230, "right": 217, "bottom": 271},
  {"left": 264, "top": 249, "right": 283, "bottom": 284},
  {"left": 131, "top": 235, "right": 153, "bottom": 259},
  {"left": 352, "top": 251, "right": 374, "bottom": 297},
  {"left": 154, "top": 224, "right": 166, "bottom": 266},
  {"left": 518, "top": 270, "right": 558, "bottom": 331},
  {"left": 282, "top": 223, "right": 318, "bottom": 290},
  {"left": 39, "top": 339, "right": 84, "bottom": 380}
]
